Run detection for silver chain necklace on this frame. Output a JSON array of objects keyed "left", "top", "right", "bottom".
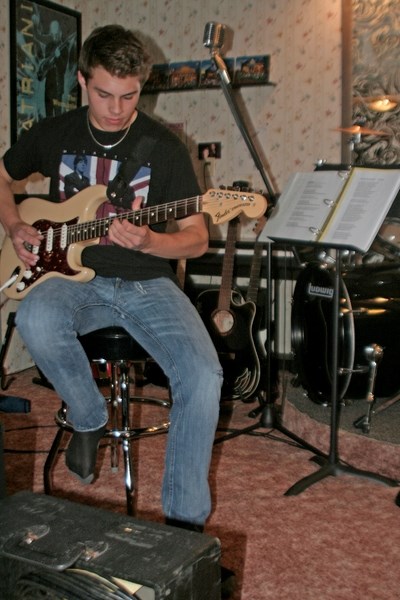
[{"left": 86, "top": 111, "right": 132, "bottom": 150}]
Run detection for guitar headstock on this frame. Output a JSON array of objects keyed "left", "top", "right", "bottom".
[{"left": 202, "top": 187, "right": 268, "bottom": 225}]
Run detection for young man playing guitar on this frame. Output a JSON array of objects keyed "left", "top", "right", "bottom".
[{"left": 0, "top": 25, "right": 224, "bottom": 538}]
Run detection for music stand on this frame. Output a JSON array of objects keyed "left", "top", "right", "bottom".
[{"left": 259, "top": 167, "right": 400, "bottom": 492}]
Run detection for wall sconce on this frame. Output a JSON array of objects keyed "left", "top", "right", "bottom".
[
  {"left": 353, "top": 95, "right": 398, "bottom": 112},
  {"left": 367, "top": 97, "right": 397, "bottom": 112}
]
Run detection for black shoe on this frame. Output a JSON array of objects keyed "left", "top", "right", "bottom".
[
  {"left": 165, "top": 517, "right": 204, "bottom": 533},
  {"left": 220, "top": 565, "right": 236, "bottom": 599},
  {"left": 65, "top": 425, "right": 106, "bottom": 484},
  {"left": 395, "top": 491, "right": 400, "bottom": 507}
]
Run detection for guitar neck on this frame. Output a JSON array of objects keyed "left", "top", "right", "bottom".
[
  {"left": 247, "top": 242, "right": 264, "bottom": 303},
  {"left": 67, "top": 195, "right": 203, "bottom": 243},
  {"left": 218, "top": 218, "right": 239, "bottom": 311}
]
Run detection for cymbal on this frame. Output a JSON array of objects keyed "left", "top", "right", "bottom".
[{"left": 334, "top": 125, "right": 388, "bottom": 136}]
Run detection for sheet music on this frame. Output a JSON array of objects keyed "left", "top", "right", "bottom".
[
  {"left": 320, "top": 168, "right": 400, "bottom": 251},
  {"left": 260, "top": 171, "right": 346, "bottom": 243},
  {"left": 259, "top": 167, "right": 400, "bottom": 253}
]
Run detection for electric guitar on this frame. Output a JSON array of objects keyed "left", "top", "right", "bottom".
[
  {"left": 196, "top": 217, "right": 261, "bottom": 400},
  {"left": 0, "top": 184, "right": 267, "bottom": 300}
]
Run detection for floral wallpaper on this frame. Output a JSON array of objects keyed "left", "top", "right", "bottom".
[
  {"left": 0, "top": 0, "right": 344, "bottom": 371},
  {"left": 0, "top": 0, "right": 343, "bottom": 193}
]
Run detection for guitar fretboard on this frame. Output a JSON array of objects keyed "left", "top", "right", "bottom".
[{"left": 59, "top": 195, "right": 203, "bottom": 244}]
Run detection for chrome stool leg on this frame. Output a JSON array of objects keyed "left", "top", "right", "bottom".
[
  {"left": 44, "top": 403, "right": 69, "bottom": 495},
  {"left": 109, "top": 361, "right": 121, "bottom": 472},
  {"left": 44, "top": 358, "right": 170, "bottom": 516}
]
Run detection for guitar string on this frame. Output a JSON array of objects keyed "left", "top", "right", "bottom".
[
  {"left": 45, "top": 192, "right": 259, "bottom": 242},
  {"left": 48, "top": 196, "right": 204, "bottom": 241}
]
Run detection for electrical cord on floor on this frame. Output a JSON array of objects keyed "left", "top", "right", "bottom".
[
  {"left": 14, "top": 568, "right": 142, "bottom": 599},
  {"left": 215, "top": 425, "right": 363, "bottom": 471},
  {"left": 215, "top": 425, "right": 311, "bottom": 450},
  {"left": 4, "top": 424, "right": 56, "bottom": 433},
  {"left": 2, "top": 424, "right": 61, "bottom": 455}
]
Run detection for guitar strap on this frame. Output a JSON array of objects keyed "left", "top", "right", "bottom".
[{"left": 106, "top": 135, "right": 156, "bottom": 209}]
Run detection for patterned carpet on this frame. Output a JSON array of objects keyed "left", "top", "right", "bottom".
[{"left": 1, "top": 366, "right": 400, "bottom": 599}]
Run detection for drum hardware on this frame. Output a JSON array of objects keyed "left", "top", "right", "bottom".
[
  {"left": 338, "top": 342, "right": 382, "bottom": 409},
  {"left": 368, "top": 217, "right": 400, "bottom": 263},
  {"left": 352, "top": 343, "right": 400, "bottom": 435},
  {"left": 351, "top": 344, "right": 383, "bottom": 434},
  {"left": 320, "top": 251, "right": 336, "bottom": 265},
  {"left": 363, "top": 344, "right": 384, "bottom": 402},
  {"left": 292, "top": 261, "right": 400, "bottom": 407},
  {"left": 354, "top": 390, "right": 400, "bottom": 435}
]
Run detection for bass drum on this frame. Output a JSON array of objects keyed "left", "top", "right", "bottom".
[{"left": 291, "top": 261, "right": 400, "bottom": 405}]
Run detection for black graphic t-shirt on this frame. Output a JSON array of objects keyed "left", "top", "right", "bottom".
[{"left": 3, "top": 108, "right": 202, "bottom": 281}]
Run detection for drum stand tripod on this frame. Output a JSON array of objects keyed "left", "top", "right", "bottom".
[{"left": 285, "top": 249, "right": 399, "bottom": 495}]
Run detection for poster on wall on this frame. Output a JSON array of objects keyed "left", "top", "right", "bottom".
[{"left": 9, "top": 0, "right": 81, "bottom": 143}]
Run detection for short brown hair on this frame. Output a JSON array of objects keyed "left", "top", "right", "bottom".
[{"left": 78, "top": 24, "right": 152, "bottom": 84}]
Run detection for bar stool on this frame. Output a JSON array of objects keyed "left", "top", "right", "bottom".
[{"left": 43, "top": 327, "right": 171, "bottom": 515}]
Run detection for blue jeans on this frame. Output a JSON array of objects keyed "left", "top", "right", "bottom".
[{"left": 16, "top": 276, "right": 223, "bottom": 524}]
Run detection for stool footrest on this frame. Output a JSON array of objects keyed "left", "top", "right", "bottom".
[
  {"left": 54, "top": 396, "right": 171, "bottom": 437},
  {"left": 106, "top": 422, "right": 170, "bottom": 439},
  {"left": 45, "top": 341, "right": 171, "bottom": 516}
]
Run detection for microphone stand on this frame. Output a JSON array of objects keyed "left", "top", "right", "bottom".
[
  {"left": 210, "top": 47, "right": 324, "bottom": 456},
  {"left": 211, "top": 53, "right": 276, "bottom": 201}
]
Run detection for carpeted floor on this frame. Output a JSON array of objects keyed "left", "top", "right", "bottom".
[{"left": 1, "top": 366, "right": 400, "bottom": 599}]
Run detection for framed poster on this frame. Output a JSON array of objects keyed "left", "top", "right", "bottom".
[{"left": 9, "top": 0, "right": 81, "bottom": 142}]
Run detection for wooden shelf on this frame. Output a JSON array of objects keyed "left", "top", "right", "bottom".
[{"left": 142, "top": 82, "right": 275, "bottom": 94}]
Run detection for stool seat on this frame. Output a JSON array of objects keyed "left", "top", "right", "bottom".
[
  {"left": 44, "top": 326, "right": 170, "bottom": 515},
  {"left": 79, "top": 327, "right": 148, "bottom": 362}
]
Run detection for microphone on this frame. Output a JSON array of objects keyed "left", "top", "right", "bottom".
[{"left": 203, "top": 22, "right": 225, "bottom": 51}]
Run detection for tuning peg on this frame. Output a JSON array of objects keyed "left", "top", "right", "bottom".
[{"left": 232, "top": 180, "right": 250, "bottom": 191}]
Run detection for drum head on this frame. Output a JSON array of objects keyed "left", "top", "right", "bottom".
[{"left": 291, "top": 263, "right": 354, "bottom": 405}]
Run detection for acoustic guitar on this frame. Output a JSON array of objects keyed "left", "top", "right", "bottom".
[
  {"left": 0, "top": 184, "right": 267, "bottom": 300},
  {"left": 195, "top": 217, "right": 261, "bottom": 400}
]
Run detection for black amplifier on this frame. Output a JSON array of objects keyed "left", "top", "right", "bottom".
[{"left": 0, "top": 491, "right": 221, "bottom": 599}]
